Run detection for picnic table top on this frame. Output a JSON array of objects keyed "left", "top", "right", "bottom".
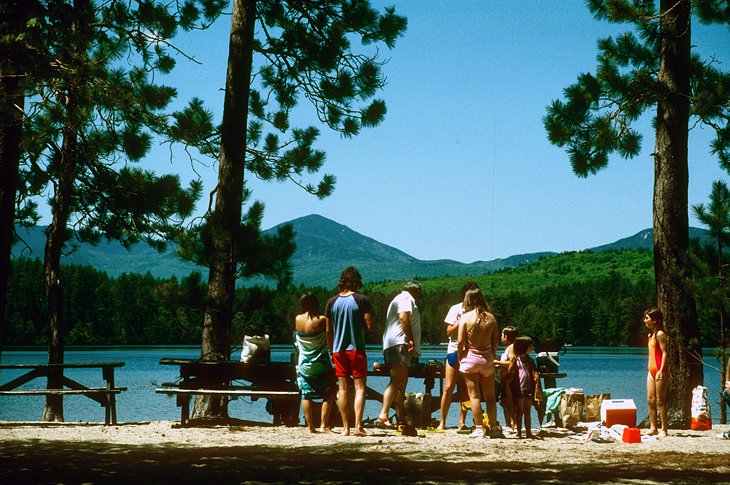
[{"left": 0, "top": 362, "right": 125, "bottom": 369}]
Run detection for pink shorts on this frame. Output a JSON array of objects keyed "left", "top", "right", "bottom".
[
  {"left": 460, "top": 349, "right": 495, "bottom": 379},
  {"left": 333, "top": 350, "right": 368, "bottom": 379}
]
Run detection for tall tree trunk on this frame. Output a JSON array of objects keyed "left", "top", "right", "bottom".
[
  {"left": 653, "top": 0, "right": 702, "bottom": 428},
  {"left": 718, "top": 239, "right": 727, "bottom": 424},
  {"left": 0, "top": 68, "right": 23, "bottom": 363},
  {"left": 41, "top": 0, "right": 90, "bottom": 421},
  {"left": 41, "top": 116, "right": 78, "bottom": 421},
  {"left": 193, "top": 0, "right": 257, "bottom": 419}
]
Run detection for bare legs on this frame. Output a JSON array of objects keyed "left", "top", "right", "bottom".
[
  {"left": 480, "top": 374, "right": 498, "bottom": 429},
  {"left": 379, "top": 363, "right": 408, "bottom": 424},
  {"left": 302, "top": 399, "right": 316, "bottom": 433},
  {"left": 338, "top": 376, "right": 367, "bottom": 436},
  {"left": 514, "top": 396, "right": 534, "bottom": 438},
  {"left": 438, "top": 360, "right": 468, "bottom": 430},
  {"left": 463, "top": 372, "right": 498, "bottom": 431},
  {"left": 646, "top": 372, "right": 668, "bottom": 436},
  {"left": 353, "top": 377, "right": 367, "bottom": 435},
  {"left": 302, "top": 392, "right": 334, "bottom": 433},
  {"left": 463, "top": 373, "right": 483, "bottom": 429}
]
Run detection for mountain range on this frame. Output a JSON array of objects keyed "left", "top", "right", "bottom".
[{"left": 12, "top": 214, "right": 711, "bottom": 288}]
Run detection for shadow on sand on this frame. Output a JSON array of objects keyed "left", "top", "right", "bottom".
[{"left": 2, "top": 439, "right": 729, "bottom": 484}]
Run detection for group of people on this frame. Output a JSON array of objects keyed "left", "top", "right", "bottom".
[
  {"left": 291, "top": 265, "right": 693, "bottom": 439},
  {"left": 292, "top": 267, "right": 543, "bottom": 438},
  {"left": 435, "top": 282, "right": 542, "bottom": 439},
  {"left": 294, "top": 266, "right": 425, "bottom": 436}
]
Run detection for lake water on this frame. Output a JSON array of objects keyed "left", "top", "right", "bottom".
[{"left": 0, "top": 346, "right": 725, "bottom": 428}]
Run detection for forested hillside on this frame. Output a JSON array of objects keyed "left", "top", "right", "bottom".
[{"left": 7, "top": 248, "right": 705, "bottom": 348}]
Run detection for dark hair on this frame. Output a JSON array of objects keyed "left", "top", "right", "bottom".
[
  {"left": 404, "top": 280, "right": 422, "bottom": 296},
  {"left": 644, "top": 307, "right": 665, "bottom": 332},
  {"left": 300, "top": 292, "right": 320, "bottom": 316},
  {"left": 462, "top": 288, "right": 491, "bottom": 314},
  {"left": 337, "top": 266, "right": 362, "bottom": 292},
  {"left": 513, "top": 335, "right": 532, "bottom": 357},
  {"left": 460, "top": 281, "right": 480, "bottom": 299},
  {"left": 501, "top": 325, "right": 517, "bottom": 342}
]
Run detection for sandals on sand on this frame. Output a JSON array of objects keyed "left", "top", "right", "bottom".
[{"left": 374, "top": 417, "right": 396, "bottom": 430}]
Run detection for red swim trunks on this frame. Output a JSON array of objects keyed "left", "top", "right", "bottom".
[{"left": 332, "top": 350, "right": 368, "bottom": 379}]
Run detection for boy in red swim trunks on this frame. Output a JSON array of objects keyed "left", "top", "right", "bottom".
[{"left": 325, "top": 267, "right": 374, "bottom": 436}]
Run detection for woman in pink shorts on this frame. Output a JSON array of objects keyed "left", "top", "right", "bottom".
[{"left": 457, "top": 288, "right": 502, "bottom": 439}]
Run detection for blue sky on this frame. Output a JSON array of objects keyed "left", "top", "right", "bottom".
[{"left": 117, "top": 1, "right": 730, "bottom": 263}]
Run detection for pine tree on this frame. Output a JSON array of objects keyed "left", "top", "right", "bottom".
[
  {"left": 544, "top": 0, "right": 730, "bottom": 425},
  {"left": 0, "top": 0, "right": 46, "bottom": 361},
  {"left": 185, "top": 0, "right": 406, "bottom": 419},
  {"left": 693, "top": 180, "right": 730, "bottom": 423},
  {"left": 9, "top": 0, "right": 225, "bottom": 421}
]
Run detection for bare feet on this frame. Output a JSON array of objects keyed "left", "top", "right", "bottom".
[
  {"left": 354, "top": 428, "right": 367, "bottom": 437},
  {"left": 317, "top": 427, "right": 332, "bottom": 433},
  {"left": 646, "top": 429, "right": 658, "bottom": 436},
  {"left": 659, "top": 430, "right": 668, "bottom": 438}
]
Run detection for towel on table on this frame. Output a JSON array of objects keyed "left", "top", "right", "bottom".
[{"left": 543, "top": 387, "right": 567, "bottom": 416}]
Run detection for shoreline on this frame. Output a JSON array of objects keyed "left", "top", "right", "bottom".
[{"left": 2, "top": 421, "right": 730, "bottom": 483}]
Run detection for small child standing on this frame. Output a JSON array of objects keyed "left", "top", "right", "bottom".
[
  {"left": 495, "top": 326, "right": 517, "bottom": 430},
  {"left": 645, "top": 307, "right": 669, "bottom": 437},
  {"left": 509, "top": 336, "right": 539, "bottom": 439}
]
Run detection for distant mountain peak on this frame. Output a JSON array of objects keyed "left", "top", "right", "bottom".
[{"left": 15, "top": 215, "right": 706, "bottom": 288}]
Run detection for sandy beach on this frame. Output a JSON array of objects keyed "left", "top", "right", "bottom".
[{"left": 1, "top": 420, "right": 730, "bottom": 484}]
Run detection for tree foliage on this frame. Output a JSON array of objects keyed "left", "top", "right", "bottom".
[
  {"left": 544, "top": 0, "right": 730, "bottom": 425},
  {"left": 3, "top": 0, "right": 226, "bottom": 421},
  {"left": 5, "top": 249, "right": 663, "bottom": 348}
]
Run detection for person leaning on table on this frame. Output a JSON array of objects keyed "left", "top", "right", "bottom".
[{"left": 376, "top": 281, "right": 423, "bottom": 428}]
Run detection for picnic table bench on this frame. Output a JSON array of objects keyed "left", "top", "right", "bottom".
[{"left": 0, "top": 362, "right": 126, "bottom": 425}]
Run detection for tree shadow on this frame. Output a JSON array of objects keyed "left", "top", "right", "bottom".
[{"left": 1, "top": 440, "right": 728, "bottom": 484}]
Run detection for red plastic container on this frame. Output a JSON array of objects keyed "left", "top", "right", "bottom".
[{"left": 622, "top": 427, "right": 641, "bottom": 443}]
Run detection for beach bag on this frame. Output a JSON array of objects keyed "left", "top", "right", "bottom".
[
  {"left": 691, "top": 385, "right": 712, "bottom": 430},
  {"left": 584, "top": 393, "right": 611, "bottom": 422},
  {"left": 240, "top": 334, "right": 270, "bottom": 363},
  {"left": 560, "top": 388, "right": 584, "bottom": 427},
  {"left": 404, "top": 392, "right": 432, "bottom": 428}
]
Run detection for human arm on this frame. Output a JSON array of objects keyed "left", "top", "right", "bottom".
[
  {"left": 490, "top": 315, "right": 499, "bottom": 361},
  {"left": 457, "top": 320, "right": 467, "bottom": 361},
  {"left": 399, "top": 311, "right": 415, "bottom": 353},
  {"left": 725, "top": 359, "right": 730, "bottom": 391},
  {"left": 656, "top": 330, "right": 668, "bottom": 380},
  {"left": 364, "top": 312, "right": 375, "bottom": 333},
  {"left": 325, "top": 317, "right": 333, "bottom": 353},
  {"left": 443, "top": 304, "right": 461, "bottom": 339}
]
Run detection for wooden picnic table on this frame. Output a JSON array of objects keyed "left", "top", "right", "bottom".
[
  {"left": 0, "top": 362, "right": 126, "bottom": 425},
  {"left": 157, "top": 358, "right": 301, "bottom": 426},
  {"left": 157, "top": 358, "right": 447, "bottom": 426}
]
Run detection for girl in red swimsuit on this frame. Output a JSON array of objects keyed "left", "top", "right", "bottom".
[{"left": 645, "top": 307, "right": 669, "bottom": 437}]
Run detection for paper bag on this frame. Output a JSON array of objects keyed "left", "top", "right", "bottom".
[
  {"left": 560, "top": 388, "right": 585, "bottom": 427},
  {"left": 584, "top": 393, "right": 611, "bottom": 422}
]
